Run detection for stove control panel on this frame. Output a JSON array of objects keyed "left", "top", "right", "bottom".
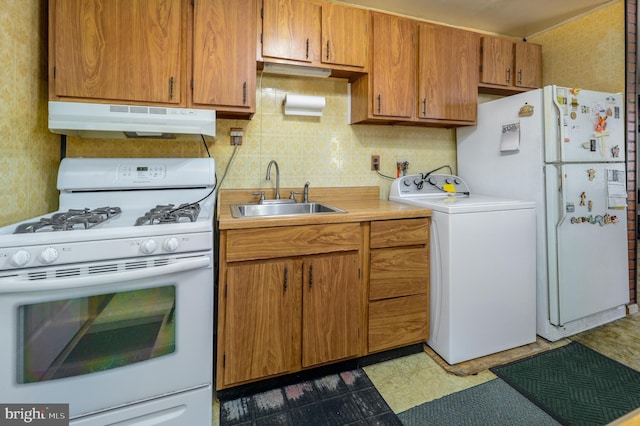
[
  {"left": 389, "top": 174, "right": 470, "bottom": 197},
  {"left": 0, "top": 232, "right": 212, "bottom": 271}
]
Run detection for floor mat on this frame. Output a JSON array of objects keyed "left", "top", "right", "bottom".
[
  {"left": 219, "top": 369, "right": 401, "bottom": 425},
  {"left": 491, "top": 341, "right": 640, "bottom": 425},
  {"left": 397, "top": 379, "right": 560, "bottom": 426}
]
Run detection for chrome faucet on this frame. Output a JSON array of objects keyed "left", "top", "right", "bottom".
[
  {"left": 303, "top": 181, "right": 310, "bottom": 203},
  {"left": 265, "top": 160, "right": 281, "bottom": 200}
]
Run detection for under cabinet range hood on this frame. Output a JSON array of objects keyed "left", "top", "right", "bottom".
[{"left": 48, "top": 101, "right": 216, "bottom": 139}]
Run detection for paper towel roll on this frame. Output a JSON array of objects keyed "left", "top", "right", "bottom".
[{"left": 284, "top": 94, "right": 326, "bottom": 116}]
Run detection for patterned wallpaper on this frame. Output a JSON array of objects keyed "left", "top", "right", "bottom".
[
  {"left": 0, "top": 0, "right": 625, "bottom": 228},
  {"left": 529, "top": 0, "right": 624, "bottom": 92},
  {"left": 0, "top": 0, "right": 59, "bottom": 227}
]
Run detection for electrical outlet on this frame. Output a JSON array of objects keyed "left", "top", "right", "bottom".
[
  {"left": 371, "top": 155, "right": 380, "bottom": 171},
  {"left": 230, "top": 127, "right": 243, "bottom": 145}
]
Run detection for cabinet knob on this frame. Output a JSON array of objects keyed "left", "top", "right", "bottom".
[{"left": 326, "top": 40, "right": 330, "bottom": 61}]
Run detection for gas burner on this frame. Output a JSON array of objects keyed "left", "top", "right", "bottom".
[
  {"left": 135, "top": 203, "right": 201, "bottom": 226},
  {"left": 13, "top": 207, "right": 122, "bottom": 234}
]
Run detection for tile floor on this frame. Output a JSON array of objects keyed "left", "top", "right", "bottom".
[{"left": 212, "top": 312, "right": 640, "bottom": 425}]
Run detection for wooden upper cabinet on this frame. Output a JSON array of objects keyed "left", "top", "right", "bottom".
[
  {"left": 321, "top": 3, "right": 368, "bottom": 68},
  {"left": 50, "top": 0, "right": 184, "bottom": 105},
  {"left": 261, "top": 0, "right": 318, "bottom": 63},
  {"left": 480, "top": 36, "right": 514, "bottom": 86},
  {"left": 192, "top": 0, "right": 256, "bottom": 115},
  {"left": 514, "top": 41, "right": 542, "bottom": 89},
  {"left": 480, "top": 35, "right": 542, "bottom": 93},
  {"left": 417, "top": 23, "right": 478, "bottom": 123},
  {"left": 259, "top": 0, "right": 368, "bottom": 77},
  {"left": 370, "top": 12, "right": 416, "bottom": 119}
]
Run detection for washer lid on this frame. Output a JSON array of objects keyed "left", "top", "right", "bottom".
[{"left": 389, "top": 193, "right": 535, "bottom": 214}]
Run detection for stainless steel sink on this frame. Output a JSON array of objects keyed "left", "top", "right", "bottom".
[{"left": 230, "top": 202, "right": 346, "bottom": 218}]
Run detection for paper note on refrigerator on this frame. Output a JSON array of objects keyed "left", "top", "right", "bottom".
[
  {"left": 500, "top": 122, "right": 520, "bottom": 152},
  {"left": 607, "top": 169, "right": 627, "bottom": 209}
]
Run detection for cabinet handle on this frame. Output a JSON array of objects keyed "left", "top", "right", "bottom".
[
  {"left": 169, "top": 76, "right": 174, "bottom": 100},
  {"left": 422, "top": 98, "right": 427, "bottom": 117},
  {"left": 326, "top": 40, "right": 330, "bottom": 60},
  {"left": 306, "top": 38, "right": 309, "bottom": 59},
  {"left": 377, "top": 94, "right": 381, "bottom": 114},
  {"left": 283, "top": 266, "right": 288, "bottom": 292},
  {"left": 242, "top": 81, "right": 247, "bottom": 105},
  {"left": 309, "top": 263, "right": 313, "bottom": 289},
  {"left": 506, "top": 68, "right": 511, "bottom": 84},
  {"left": 517, "top": 69, "right": 522, "bottom": 84}
]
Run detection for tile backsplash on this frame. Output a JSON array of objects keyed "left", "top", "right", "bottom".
[{"left": 67, "top": 74, "right": 457, "bottom": 201}]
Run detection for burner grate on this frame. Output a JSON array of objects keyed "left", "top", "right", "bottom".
[
  {"left": 13, "top": 207, "right": 122, "bottom": 234},
  {"left": 135, "top": 203, "right": 201, "bottom": 226}
]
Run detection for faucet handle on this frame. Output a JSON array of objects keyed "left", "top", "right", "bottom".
[
  {"left": 289, "top": 191, "right": 301, "bottom": 202},
  {"left": 253, "top": 191, "right": 266, "bottom": 204}
]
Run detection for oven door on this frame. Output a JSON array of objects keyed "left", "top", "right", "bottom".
[{"left": 0, "top": 253, "right": 213, "bottom": 420}]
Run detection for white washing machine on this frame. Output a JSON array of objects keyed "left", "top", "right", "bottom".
[{"left": 389, "top": 174, "right": 537, "bottom": 364}]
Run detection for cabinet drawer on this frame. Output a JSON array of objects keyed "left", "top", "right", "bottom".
[
  {"left": 226, "top": 223, "right": 361, "bottom": 262},
  {"left": 370, "top": 218, "right": 429, "bottom": 248},
  {"left": 368, "top": 294, "right": 429, "bottom": 353},
  {"left": 369, "top": 247, "right": 428, "bottom": 300}
]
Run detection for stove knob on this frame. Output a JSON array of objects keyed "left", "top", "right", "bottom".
[
  {"left": 11, "top": 250, "right": 31, "bottom": 267},
  {"left": 140, "top": 239, "right": 157, "bottom": 255},
  {"left": 39, "top": 247, "right": 59, "bottom": 264},
  {"left": 163, "top": 237, "right": 180, "bottom": 252}
]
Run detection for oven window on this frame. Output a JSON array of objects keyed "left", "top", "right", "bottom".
[{"left": 18, "top": 286, "right": 176, "bottom": 383}]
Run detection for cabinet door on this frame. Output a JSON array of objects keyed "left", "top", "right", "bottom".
[
  {"left": 52, "top": 0, "right": 183, "bottom": 104},
  {"left": 514, "top": 42, "right": 542, "bottom": 88},
  {"left": 370, "top": 13, "right": 415, "bottom": 118},
  {"left": 192, "top": 0, "right": 256, "bottom": 112},
  {"left": 261, "top": 0, "right": 317, "bottom": 63},
  {"left": 480, "top": 36, "right": 514, "bottom": 86},
  {"left": 223, "top": 259, "right": 301, "bottom": 386},
  {"left": 418, "top": 23, "right": 477, "bottom": 121},
  {"left": 302, "top": 252, "right": 359, "bottom": 367},
  {"left": 321, "top": 3, "right": 368, "bottom": 68}
]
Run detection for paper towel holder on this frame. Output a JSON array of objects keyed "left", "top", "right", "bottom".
[{"left": 284, "top": 94, "right": 326, "bottom": 117}]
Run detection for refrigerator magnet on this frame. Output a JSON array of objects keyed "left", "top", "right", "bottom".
[{"left": 518, "top": 103, "right": 534, "bottom": 117}]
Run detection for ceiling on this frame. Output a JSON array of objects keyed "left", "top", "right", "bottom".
[{"left": 337, "top": 0, "right": 615, "bottom": 39}]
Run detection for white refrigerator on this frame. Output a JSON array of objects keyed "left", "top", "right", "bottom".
[{"left": 457, "top": 85, "right": 629, "bottom": 341}]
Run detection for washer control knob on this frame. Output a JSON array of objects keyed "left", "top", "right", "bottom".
[
  {"left": 39, "top": 247, "right": 59, "bottom": 264},
  {"left": 427, "top": 176, "right": 436, "bottom": 185},
  {"left": 454, "top": 178, "right": 461, "bottom": 185},
  {"left": 11, "top": 250, "right": 31, "bottom": 267},
  {"left": 445, "top": 177, "right": 452, "bottom": 184},
  {"left": 140, "top": 239, "right": 157, "bottom": 254},
  {"left": 163, "top": 237, "right": 180, "bottom": 252}
]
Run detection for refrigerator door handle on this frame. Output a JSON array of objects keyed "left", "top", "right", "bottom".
[
  {"left": 551, "top": 85, "right": 567, "bottom": 162},
  {"left": 557, "top": 166, "right": 569, "bottom": 227}
]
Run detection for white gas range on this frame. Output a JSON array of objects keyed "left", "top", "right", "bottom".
[{"left": 0, "top": 158, "right": 216, "bottom": 425}]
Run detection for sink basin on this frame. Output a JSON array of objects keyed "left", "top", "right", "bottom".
[{"left": 230, "top": 202, "right": 346, "bottom": 218}]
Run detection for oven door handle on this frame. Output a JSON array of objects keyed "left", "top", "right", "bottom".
[{"left": 0, "top": 256, "right": 211, "bottom": 293}]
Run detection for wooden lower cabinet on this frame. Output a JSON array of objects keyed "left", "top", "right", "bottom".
[
  {"left": 222, "top": 258, "right": 301, "bottom": 386},
  {"left": 218, "top": 223, "right": 361, "bottom": 389},
  {"left": 302, "top": 253, "right": 360, "bottom": 367},
  {"left": 217, "top": 217, "right": 430, "bottom": 389},
  {"left": 368, "top": 294, "right": 429, "bottom": 353},
  {"left": 367, "top": 218, "right": 430, "bottom": 353}
]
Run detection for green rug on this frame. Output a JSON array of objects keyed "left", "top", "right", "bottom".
[{"left": 491, "top": 341, "right": 640, "bottom": 425}]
